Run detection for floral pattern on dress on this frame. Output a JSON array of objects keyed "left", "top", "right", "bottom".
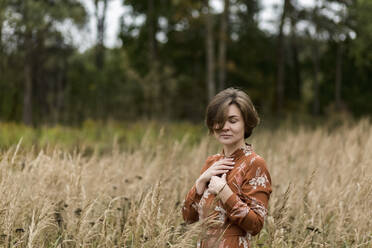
[
  {"left": 198, "top": 189, "right": 211, "bottom": 219},
  {"left": 249, "top": 155, "right": 259, "bottom": 166},
  {"left": 192, "top": 202, "right": 198, "bottom": 211},
  {"left": 231, "top": 181, "right": 242, "bottom": 195},
  {"left": 244, "top": 150, "right": 252, "bottom": 157},
  {"left": 232, "top": 161, "right": 246, "bottom": 191},
  {"left": 238, "top": 236, "right": 249, "bottom": 248},
  {"left": 249, "top": 197, "right": 268, "bottom": 219},
  {"left": 229, "top": 199, "right": 250, "bottom": 218},
  {"left": 241, "top": 144, "right": 253, "bottom": 157},
  {"left": 248, "top": 167, "right": 269, "bottom": 190},
  {"left": 239, "top": 195, "right": 268, "bottom": 220},
  {"left": 215, "top": 205, "right": 227, "bottom": 222},
  {"left": 236, "top": 161, "right": 247, "bottom": 174}
]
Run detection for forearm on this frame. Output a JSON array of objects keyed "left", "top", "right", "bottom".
[
  {"left": 195, "top": 178, "right": 206, "bottom": 195},
  {"left": 182, "top": 184, "right": 202, "bottom": 223},
  {"left": 222, "top": 192, "right": 265, "bottom": 235}
]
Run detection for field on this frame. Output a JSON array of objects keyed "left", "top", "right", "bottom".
[{"left": 0, "top": 119, "right": 371, "bottom": 247}]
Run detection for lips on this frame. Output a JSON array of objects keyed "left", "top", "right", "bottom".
[{"left": 220, "top": 134, "right": 232, "bottom": 138}]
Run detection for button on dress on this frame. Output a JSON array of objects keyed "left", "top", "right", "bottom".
[{"left": 182, "top": 143, "right": 272, "bottom": 248}]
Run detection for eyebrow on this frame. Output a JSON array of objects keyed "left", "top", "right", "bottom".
[{"left": 228, "top": 115, "right": 239, "bottom": 118}]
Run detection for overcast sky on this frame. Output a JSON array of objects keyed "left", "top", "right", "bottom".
[{"left": 75, "top": 0, "right": 315, "bottom": 52}]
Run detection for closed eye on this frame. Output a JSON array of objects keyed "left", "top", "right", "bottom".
[{"left": 229, "top": 118, "right": 239, "bottom": 123}]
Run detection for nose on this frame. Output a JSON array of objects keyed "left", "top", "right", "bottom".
[{"left": 222, "top": 121, "right": 230, "bottom": 130}]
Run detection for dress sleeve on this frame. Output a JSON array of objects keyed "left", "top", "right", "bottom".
[
  {"left": 222, "top": 156, "right": 272, "bottom": 236},
  {"left": 182, "top": 156, "right": 215, "bottom": 224}
]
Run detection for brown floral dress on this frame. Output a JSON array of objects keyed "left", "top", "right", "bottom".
[{"left": 182, "top": 143, "right": 272, "bottom": 248}]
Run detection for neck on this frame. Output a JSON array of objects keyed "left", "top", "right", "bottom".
[{"left": 223, "top": 139, "right": 246, "bottom": 157}]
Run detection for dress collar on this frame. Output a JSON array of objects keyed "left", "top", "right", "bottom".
[{"left": 221, "top": 142, "right": 253, "bottom": 159}]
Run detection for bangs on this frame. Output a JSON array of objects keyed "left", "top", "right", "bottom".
[{"left": 212, "top": 99, "right": 232, "bottom": 132}]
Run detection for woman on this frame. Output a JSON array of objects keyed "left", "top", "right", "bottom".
[{"left": 182, "top": 88, "right": 272, "bottom": 248}]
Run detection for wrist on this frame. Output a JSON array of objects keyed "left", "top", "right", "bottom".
[
  {"left": 217, "top": 183, "right": 227, "bottom": 195},
  {"left": 195, "top": 178, "right": 206, "bottom": 195},
  {"left": 196, "top": 177, "right": 206, "bottom": 185},
  {"left": 218, "top": 184, "right": 233, "bottom": 203}
]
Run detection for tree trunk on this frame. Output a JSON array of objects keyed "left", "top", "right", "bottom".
[
  {"left": 290, "top": 13, "right": 301, "bottom": 101},
  {"left": 0, "top": 20, "right": 3, "bottom": 76},
  {"left": 335, "top": 43, "right": 343, "bottom": 111},
  {"left": 23, "top": 60, "right": 33, "bottom": 125},
  {"left": 311, "top": 45, "right": 320, "bottom": 115},
  {"left": 95, "top": 0, "right": 108, "bottom": 69},
  {"left": 146, "top": 0, "right": 159, "bottom": 118},
  {"left": 218, "top": 0, "right": 229, "bottom": 92},
  {"left": 22, "top": 1, "right": 33, "bottom": 125},
  {"left": 276, "top": 0, "right": 289, "bottom": 113},
  {"left": 0, "top": 0, "right": 4, "bottom": 58},
  {"left": 0, "top": 13, "right": 3, "bottom": 68},
  {"left": 94, "top": 0, "right": 108, "bottom": 119},
  {"left": 204, "top": 0, "right": 216, "bottom": 102},
  {"left": 147, "top": 0, "right": 157, "bottom": 63},
  {"left": 53, "top": 59, "right": 66, "bottom": 124}
]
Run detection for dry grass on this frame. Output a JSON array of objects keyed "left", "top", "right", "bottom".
[{"left": 0, "top": 119, "right": 371, "bottom": 247}]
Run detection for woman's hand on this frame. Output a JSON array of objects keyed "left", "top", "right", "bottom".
[
  {"left": 209, "top": 173, "right": 233, "bottom": 203},
  {"left": 208, "top": 173, "right": 227, "bottom": 194},
  {"left": 196, "top": 158, "right": 234, "bottom": 195}
]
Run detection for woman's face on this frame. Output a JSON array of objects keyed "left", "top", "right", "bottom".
[{"left": 213, "top": 104, "right": 245, "bottom": 146}]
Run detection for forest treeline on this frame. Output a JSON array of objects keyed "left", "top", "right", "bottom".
[{"left": 0, "top": 0, "right": 371, "bottom": 126}]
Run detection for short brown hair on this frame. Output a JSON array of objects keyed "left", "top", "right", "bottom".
[{"left": 205, "top": 87, "right": 260, "bottom": 139}]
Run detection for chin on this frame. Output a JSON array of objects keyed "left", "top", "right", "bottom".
[{"left": 218, "top": 138, "right": 237, "bottom": 146}]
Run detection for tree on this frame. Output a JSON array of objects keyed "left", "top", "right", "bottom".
[
  {"left": 349, "top": 0, "right": 372, "bottom": 68},
  {"left": 5, "top": 0, "right": 86, "bottom": 125},
  {"left": 327, "top": 0, "right": 352, "bottom": 111},
  {"left": 204, "top": 0, "right": 216, "bottom": 102},
  {"left": 288, "top": 0, "right": 303, "bottom": 102},
  {"left": 94, "top": 0, "right": 108, "bottom": 69},
  {"left": 308, "top": 0, "right": 352, "bottom": 113},
  {"left": 275, "top": 0, "right": 290, "bottom": 114},
  {"left": 218, "top": 0, "right": 229, "bottom": 92}
]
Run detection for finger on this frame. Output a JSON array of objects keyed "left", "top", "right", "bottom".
[
  {"left": 211, "top": 170, "right": 229, "bottom": 176},
  {"left": 214, "top": 163, "right": 235, "bottom": 167},
  {"left": 210, "top": 167, "right": 233, "bottom": 174},
  {"left": 222, "top": 173, "right": 227, "bottom": 181},
  {"left": 214, "top": 165, "right": 234, "bottom": 169},
  {"left": 216, "top": 164, "right": 235, "bottom": 168},
  {"left": 224, "top": 158, "right": 234, "bottom": 161},
  {"left": 220, "top": 161, "right": 235, "bottom": 165},
  {"left": 215, "top": 158, "right": 234, "bottom": 165},
  {"left": 211, "top": 169, "right": 232, "bottom": 175},
  {"left": 220, "top": 158, "right": 234, "bottom": 162},
  {"left": 221, "top": 157, "right": 234, "bottom": 160},
  {"left": 215, "top": 169, "right": 229, "bottom": 174}
]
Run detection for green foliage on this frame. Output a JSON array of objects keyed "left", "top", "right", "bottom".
[
  {"left": 0, "top": 120, "right": 206, "bottom": 151},
  {"left": 1, "top": 0, "right": 372, "bottom": 125},
  {"left": 349, "top": 0, "right": 372, "bottom": 67}
]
